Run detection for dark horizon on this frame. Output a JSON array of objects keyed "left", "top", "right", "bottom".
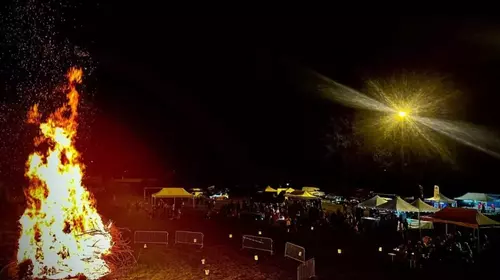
[{"left": 2, "top": 4, "right": 500, "bottom": 195}]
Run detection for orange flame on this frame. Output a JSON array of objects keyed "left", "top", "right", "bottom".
[{"left": 17, "top": 68, "right": 113, "bottom": 279}]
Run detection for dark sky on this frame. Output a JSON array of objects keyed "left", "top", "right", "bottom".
[{"left": 6, "top": 4, "right": 500, "bottom": 195}]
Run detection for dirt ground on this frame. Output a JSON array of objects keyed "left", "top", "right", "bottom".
[
  {"left": 106, "top": 244, "right": 293, "bottom": 280},
  {"left": 98, "top": 198, "right": 297, "bottom": 280},
  {"left": 2, "top": 191, "right": 497, "bottom": 279},
  {"left": 0, "top": 196, "right": 297, "bottom": 280}
]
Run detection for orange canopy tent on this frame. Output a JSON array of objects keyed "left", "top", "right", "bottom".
[
  {"left": 421, "top": 207, "right": 500, "bottom": 251},
  {"left": 421, "top": 207, "right": 500, "bottom": 229}
]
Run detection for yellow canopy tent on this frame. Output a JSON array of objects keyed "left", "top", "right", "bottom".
[
  {"left": 357, "top": 195, "right": 390, "bottom": 209},
  {"left": 302, "top": 186, "right": 320, "bottom": 193},
  {"left": 189, "top": 188, "right": 204, "bottom": 197},
  {"left": 285, "top": 190, "right": 318, "bottom": 200},
  {"left": 407, "top": 218, "right": 434, "bottom": 229},
  {"left": 322, "top": 201, "right": 345, "bottom": 213},
  {"left": 377, "top": 196, "right": 419, "bottom": 212},
  {"left": 411, "top": 198, "right": 439, "bottom": 213},
  {"left": 277, "top": 188, "right": 295, "bottom": 195},
  {"left": 152, "top": 188, "right": 195, "bottom": 207},
  {"left": 264, "top": 186, "right": 277, "bottom": 192},
  {"left": 411, "top": 198, "right": 439, "bottom": 237}
]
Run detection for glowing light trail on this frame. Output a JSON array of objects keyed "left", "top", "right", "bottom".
[{"left": 314, "top": 69, "right": 500, "bottom": 159}]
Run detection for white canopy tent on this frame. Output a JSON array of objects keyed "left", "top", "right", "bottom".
[{"left": 455, "top": 192, "right": 496, "bottom": 202}]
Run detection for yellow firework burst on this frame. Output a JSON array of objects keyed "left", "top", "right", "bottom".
[{"left": 355, "top": 72, "right": 461, "bottom": 162}]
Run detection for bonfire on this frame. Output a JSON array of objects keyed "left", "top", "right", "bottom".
[{"left": 16, "top": 68, "right": 113, "bottom": 279}]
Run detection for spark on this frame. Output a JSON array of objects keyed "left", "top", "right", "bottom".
[{"left": 0, "top": 0, "right": 96, "bottom": 177}]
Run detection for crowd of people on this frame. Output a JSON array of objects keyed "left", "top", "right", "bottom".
[
  {"left": 209, "top": 195, "right": 497, "bottom": 270},
  {"left": 117, "top": 189, "right": 498, "bottom": 271},
  {"left": 130, "top": 199, "right": 186, "bottom": 220},
  {"left": 394, "top": 231, "right": 488, "bottom": 268},
  {"left": 212, "top": 198, "right": 328, "bottom": 230}
]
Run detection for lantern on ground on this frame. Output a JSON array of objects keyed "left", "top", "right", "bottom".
[
  {"left": 201, "top": 258, "right": 205, "bottom": 265},
  {"left": 254, "top": 255, "right": 259, "bottom": 261},
  {"left": 229, "top": 234, "right": 232, "bottom": 238},
  {"left": 258, "top": 231, "right": 262, "bottom": 235},
  {"left": 205, "top": 269, "right": 210, "bottom": 275},
  {"left": 337, "top": 249, "right": 342, "bottom": 254}
]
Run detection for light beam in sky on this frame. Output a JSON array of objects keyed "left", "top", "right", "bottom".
[{"left": 315, "top": 69, "right": 500, "bottom": 160}]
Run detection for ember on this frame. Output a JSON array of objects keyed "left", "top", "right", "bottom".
[{"left": 16, "top": 68, "right": 113, "bottom": 279}]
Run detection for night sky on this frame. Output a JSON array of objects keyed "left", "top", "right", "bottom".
[{"left": 4, "top": 4, "right": 500, "bottom": 195}]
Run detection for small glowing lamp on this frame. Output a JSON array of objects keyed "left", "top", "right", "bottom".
[
  {"left": 398, "top": 111, "right": 407, "bottom": 117},
  {"left": 310, "top": 226, "right": 314, "bottom": 230},
  {"left": 201, "top": 258, "right": 205, "bottom": 264},
  {"left": 379, "top": 247, "right": 383, "bottom": 252},
  {"left": 204, "top": 269, "right": 210, "bottom": 275},
  {"left": 229, "top": 234, "right": 233, "bottom": 238},
  {"left": 298, "top": 251, "right": 302, "bottom": 257},
  {"left": 254, "top": 255, "right": 259, "bottom": 261},
  {"left": 193, "top": 238, "right": 197, "bottom": 243},
  {"left": 258, "top": 231, "right": 262, "bottom": 235},
  {"left": 337, "top": 249, "right": 342, "bottom": 254}
]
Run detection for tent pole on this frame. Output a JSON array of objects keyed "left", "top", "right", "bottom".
[
  {"left": 418, "top": 211, "right": 422, "bottom": 240},
  {"left": 477, "top": 227, "right": 480, "bottom": 254}
]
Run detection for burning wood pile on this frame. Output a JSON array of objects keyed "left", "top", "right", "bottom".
[{"left": 9, "top": 69, "right": 135, "bottom": 279}]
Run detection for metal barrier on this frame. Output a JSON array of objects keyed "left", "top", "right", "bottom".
[
  {"left": 133, "top": 231, "right": 169, "bottom": 247},
  {"left": 285, "top": 242, "right": 305, "bottom": 263},
  {"left": 175, "top": 231, "right": 204, "bottom": 248},
  {"left": 242, "top": 234, "right": 273, "bottom": 254},
  {"left": 297, "top": 258, "right": 315, "bottom": 280}
]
